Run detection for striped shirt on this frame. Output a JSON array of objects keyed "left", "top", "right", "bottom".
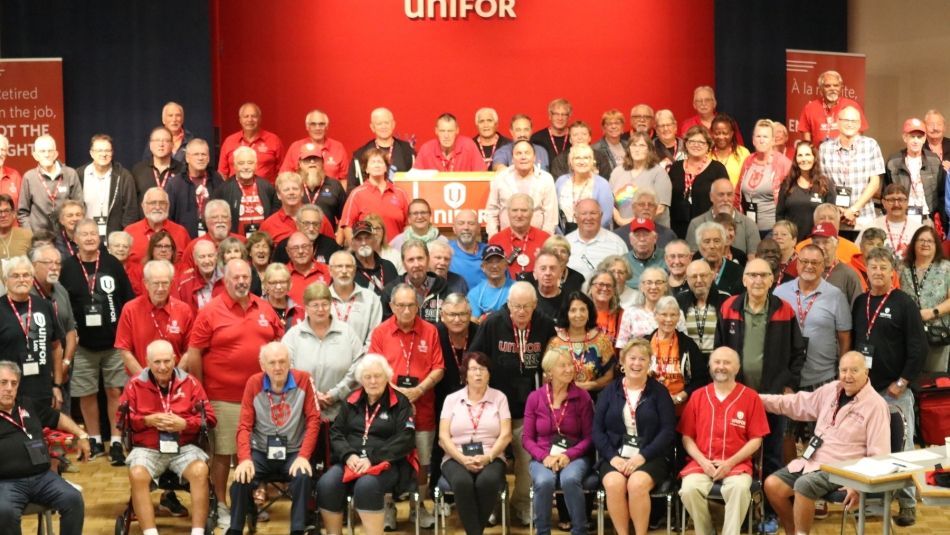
[{"left": 819, "top": 135, "right": 885, "bottom": 227}]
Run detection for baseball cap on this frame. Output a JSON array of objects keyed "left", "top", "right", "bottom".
[
  {"left": 352, "top": 221, "right": 374, "bottom": 237},
  {"left": 903, "top": 117, "right": 926, "bottom": 135},
  {"left": 299, "top": 143, "right": 324, "bottom": 160},
  {"left": 810, "top": 222, "right": 838, "bottom": 239},
  {"left": 482, "top": 244, "right": 506, "bottom": 261},
  {"left": 629, "top": 217, "right": 656, "bottom": 233}
]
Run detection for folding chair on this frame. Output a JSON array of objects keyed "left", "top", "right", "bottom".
[
  {"left": 23, "top": 503, "right": 54, "bottom": 535},
  {"left": 680, "top": 448, "right": 766, "bottom": 535},
  {"left": 433, "top": 475, "right": 508, "bottom": 535},
  {"left": 347, "top": 486, "right": 420, "bottom": 535},
  {"left": 528, "top": 470, "right": 600, "bottom": 535}
]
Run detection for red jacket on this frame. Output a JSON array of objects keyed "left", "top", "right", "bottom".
[
  {"left": 175, "top": 268, "right": 225, "bottom": 314},
  {"left": 236, "top": 369, "right": 321, "bottom": 462},
  {"left": 119, "top": 368, "right": 216, "bottom": 450}
]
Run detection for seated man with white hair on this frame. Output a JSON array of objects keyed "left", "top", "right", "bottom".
[{"left": 121, "top": 339, "right": 217, "bottom": 535}]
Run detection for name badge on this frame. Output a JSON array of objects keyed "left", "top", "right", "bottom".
[
  {"left": 550, "top": 434, "right": 575, "bottom": 456},
  {"left": 462, "top": 442, "right": 484, "bottom": 456},
  {"left": 835, "top": 187, "right": 852, "bottom": 208},
  {"left": 197, "top": 219, "right": 207, "bottom": 237},
  {"left": 25, "top": 438, "right": 50, "bottom": 466},
  {"left": 244, "top": 223, "right": 260, "bottom": 238},
  {"left": 159, "top": 431, "right": 180, "bottom": 454},
  {"left": 858, "top": 342, "right": 874, "bottom": 369},
  {"left": 84, "top": 303, "right": 103, "bottom": 327},
  {"left": 267, "top": 434, "right": 287, "bottom": 460},
  {"left": 396, "top": 375, "right": 419, "bottom": 388},
  {"left": 22, "top": 362, "right": 39, "bottom": 377},
  {"left": 743, "top": 201, "right": 758, "bottom": 223},
  {"left": 907, "top": 206, "right": 924, "bottom": 227},
  {"left": 94, "top": 216, "right": 108, "bottom": 238},
  {"left": 802, "top": 435, "right": 823, "bottom": 460},
  {"left": 516, "top": 254, "right": 530, "bottom": 267},
  {"left": 57, "top": 185, "right": 68, "bottom": 193},
  {"left": 620, "top": 433, "right": 640, "bottom": 459}
]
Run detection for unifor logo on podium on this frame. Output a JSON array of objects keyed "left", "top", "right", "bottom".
[{"left": 393, "top": 171, "right": 494, "bottom": 227}]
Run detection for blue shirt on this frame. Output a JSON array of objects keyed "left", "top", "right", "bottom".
[
  {"left": 449, "top": 240, "right": 487, "bottom": 288},
  {"left": 492, "top": 143, "right": 551, "bottom": 171},
  {"left": 467, "top": 278, "right": 514, "bottom": 319}
]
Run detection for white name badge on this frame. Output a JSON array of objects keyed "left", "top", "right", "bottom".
[
  {"left": 22, "top": 362, "right": 39, "bottom": 376},
  {"left": 835, "top": 187, "right": 852, "bottom": 208}
]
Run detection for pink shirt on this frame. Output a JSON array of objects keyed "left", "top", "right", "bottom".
[
  {"left": 760, "top": 379, "right": 890, "bottom": 473},
  {"left": 440, "top": 386, "right": 510, "bottom": 464}
]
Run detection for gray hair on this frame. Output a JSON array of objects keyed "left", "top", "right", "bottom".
[
  {"left": 107, "top": 230, "right": 132, "bottom": 247},
  {"left": 204, "top": 199, "right": 230, "bottom": 221},
  {"left": 143, "top": 259, "right": 175, "bottom": 282},
  {"left": 258, "top": 341, "right": 290, "bottom": 364},
  {"left": 474, "top": 107, "right": 498, "bottom": 123},
  {"left": 596, "top": 255, "right": 631, "bottom": 282},
  {"left": 426, "top": 240, "right": 452, "bottom": 256},
  {"left": 631, "top": 187, "right": 657, "bottom": 204},
  {"left": 442, "top": 292, "right": 470, "bottom": 309},
  {"left": 0, "top": 360, "right": 22, "bottom": 379},
  {"left": 3, "top": 256, "right": 34, "bottom": 279},
  {"left": 146, "top": 340, "right": 175, "bottom": 362},
  {"left": 355, "top": 353, "right": 394, "bottom": 383},
  {"left": 390, "top": 282, "right": 417, "bottom": 303},
  {"left": 864, "top": 247, "right": 896, "bottom": 269},
  {"left": 654, "top": 109, "right": 676, "bottom": 123},
  {"left": 296, "top": 204, "right": 325, "bottom": 224},
  {"left": 655, "top": 295, "right": 680, "bottom": 314},
  {"left": 695, "top": 221, "right": 727, "bottom": 244},
  {"left": 508, "top": 281, "right": 538, "bottom": 303},
  {"left": 860, "top": 227, "right": 887, "bottom": 244},
  {"left": 508, "top": 192, "right": 534, "bottom": 212},
  {"left": 400, "top": 238, "right": 428, "bottom": 261},
  {"left": 75, "top": 217, "right": 100, "bottom": 235},
  {"left": 232, "top": 145, "right": 257, "bottom": 162},
  {"left": 29, "top": 244, "right": 60, "bottom": 263}
]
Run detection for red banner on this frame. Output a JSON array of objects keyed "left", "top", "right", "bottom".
[
  {"left": 786, "top": 49, "right": 866, "bottom": 147},
  {"left": 393, "top": 171, "right": 494, "bottom": 227},
  {"left": 0, "top": 58, "right": 66, "bottom": 172}
]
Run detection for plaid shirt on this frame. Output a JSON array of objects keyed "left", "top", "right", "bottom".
[{"left": 819, "top": 135, "right": 885, "bottom": 225}]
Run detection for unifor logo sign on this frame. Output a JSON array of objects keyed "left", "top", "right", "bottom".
[
  {"left": 443, "top": 182, "right": 466, "bottom": 209},
  {"left": 405, "top": 0, "right": 516, "bottom": 19}
]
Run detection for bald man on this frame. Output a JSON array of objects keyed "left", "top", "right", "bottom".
[{"left": 348, "top": 107, "right": 416, "bottom": 190}]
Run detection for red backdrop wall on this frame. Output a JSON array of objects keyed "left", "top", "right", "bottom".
[{"left": 211, "top": 0, "right": 715, "bottom": 154}]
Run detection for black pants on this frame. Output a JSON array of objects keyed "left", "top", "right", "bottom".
[
  {"left": 317, "top": 463, "right": 400, "bottom": 513},
  {"left": 229, "top": 450, "right": 311, "bottom": 532},
  {"left": 441, "top": 459, "right": 506, "bottom": 535}
]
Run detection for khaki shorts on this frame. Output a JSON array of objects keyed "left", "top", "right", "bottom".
[
  {"left": 415, "top": 430, "right": 434, "bottom": 466},
  {"left": 72, "top": 347, "right": 127, "bottom": 397},
  {"left": 209, "top": 401, "right": 241, "bottom": 456},
  {"left": 126, "top": 444, "right": 209, "bottom": 480}
]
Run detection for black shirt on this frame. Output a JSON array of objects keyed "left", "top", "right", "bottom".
[
  {"left": 0, "top": 397, "right": 60, "bottom": 478},
  {"left": 435, "top": 322, "right": 478, "bottom": 407},
  {"left": 131, "top": 159, "right": 186, "bottom": 212},
  {"left": 0, "top": 297, "right": 63, "bottom": 403},
  {"left": 302, "top": 178, "right": 348, "bottom": 229},
  {"left": 775, "top": 179, "right": 835, "bottom": 242},
  {"left": 529, "top": 128, "right": 571, "bottom": 163},
  {"left": 668, "top": 159, "right": 729, "bottom": 238},
  {"left": 347, "top": 138, "right": 416, "bottom": 191},
  {"left": 353, "top": 254, "right": 399, "bottom": 297},
  {"left": 473, "top": 135, "right": 512, "bottom": 170},
  {"left": 60, "top": 252, "right": 134, "bottom": 350},
  {"left": 851, "top": 289, "right": 927, "bottom": 392}
]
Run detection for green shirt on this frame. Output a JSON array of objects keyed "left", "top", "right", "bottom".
[{"left": 742, "top": 298, "right": 768, "bottom": 391}]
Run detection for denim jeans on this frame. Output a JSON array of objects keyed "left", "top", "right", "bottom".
[
  {"left": 880, "top": 386, "right": 916, "bottom": 508},
  {"left": 0, "top": 470, "right": 84, "bottom": 535},
  {"left": 529, "top": 457, "right": 592, "bottom": 535}
]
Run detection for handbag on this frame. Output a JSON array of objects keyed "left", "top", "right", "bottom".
[{"left": 925, "top": 323, "right": 950, "bottom": 346}]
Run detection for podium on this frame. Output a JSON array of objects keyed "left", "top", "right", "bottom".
[{"left": 392, "top": 171, "right": 494, "bottom": 228}]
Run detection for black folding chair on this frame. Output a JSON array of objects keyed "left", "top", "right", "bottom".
[
  {"left": 433, "top": 475, "right": 508, "bottom": 535},
  {"left": 680, "top": 448, "right": 766, "bottom": 535}
]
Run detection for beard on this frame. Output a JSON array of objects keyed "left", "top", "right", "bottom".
[
  {"left": 456, "top": 230, "right": 475, "bottom": 245},
  {"left": 45, "top": 272, "right": 60, "bottom": 284},
  {"left": 356, "top": 245, "right": 373, "bottom": 258}
]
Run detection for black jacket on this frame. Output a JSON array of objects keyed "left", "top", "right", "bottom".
[
  {"left": 380, "top": 272, "right": 450, "bottom": 324},
  {"left": 354, "top": 254, "right": 399, "bottom": 297},
  {"left": 75, "top": 162, "right": 139, "bottom": 235},
  {"left": 212, "top": 177, "right": 279, "bottom": 234},
  {"left": 885, "top": 148, "right": 947, "bottom": 229},
  {"left": 166, "top": 170, "right": 226, "bottom": 238},
  {"left": 593, "top": 376, "right": 675, "bottom": 466},
  {"left": 131, "top": 159, "right": 186, "bottom": 214},
  {"left": 347, "top": 138, "right": 416, "bottom": 190},
  {"left": 273, "top": 234, "right": 341, "bottom": 264},
  {"left": 435, "top": 322, "right": 479, "bottom": 407}
]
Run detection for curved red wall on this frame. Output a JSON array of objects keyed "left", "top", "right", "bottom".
[{"left": 211, "top": 0, "right": 714, "bottom": 151}]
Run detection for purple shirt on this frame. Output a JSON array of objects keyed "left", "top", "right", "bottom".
[
  {"left": 440, "top": 386, "right": 511, "bottom": 465},
  {"left": 523, "top": 383, "right": 594, "bottom": 461}
]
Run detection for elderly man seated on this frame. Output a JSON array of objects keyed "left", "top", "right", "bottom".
[
  {"left": 226, "top": 342, "right": 320, "bottom": 535},
  {"left": 761, "top": 351, "right": 891, "bottom": 535},
  {"left": 121, "top": 339, "right": 217, "bottom": 535}
]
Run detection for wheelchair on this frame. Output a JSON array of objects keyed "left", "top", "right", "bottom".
[{"left": 113, "top": 400, "right": 218, "bottom": 535}]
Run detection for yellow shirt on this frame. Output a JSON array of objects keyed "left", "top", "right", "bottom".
[{"left": 712, "top": 145, "right": 750, "bottom": 187}]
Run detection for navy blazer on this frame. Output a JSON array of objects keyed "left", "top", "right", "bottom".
[{"left": 593, "top": 376, "right": 675, "bottom": 464}]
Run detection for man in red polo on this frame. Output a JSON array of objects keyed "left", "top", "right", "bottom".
[
  {"left": 280, "top": 109, "right": 350, "bottom": 180},
  {"left": 413, "top": 113, "right": 487, "bottom": 172},
  {"left": 262, "top": 168, "right": 333, "bottom": 244},
  {"left": 797, "top": 70, "right": 869, "bottom": 144},
  {"left": 218, "top": 102, "right": 284, "bottom": 183},
  {"left": 286, "top": 231, "right": 330, "bottom": 304},
  {"left": 115, "top": 259, "right": 195, "bottom": 375},
  {"left": 124, "top": 187, "right": 191, "bottom": 265},
  {"left": 178, "top": 199, "right": 244, "bottom": 272},
  {"left": 175, "top": 240, "right": 224, "bottom": 313},
  {"left": 369, "top": 283, "right": 444, "bottom": 525},
  {"left": 0, "top": 134, "right": 23, "bottom": 207},
  {"left": 181, "top": 258, "right": 284, "bottom": 527},
  {"left": 488, "top": 193, "right": 551, "bottom": 278}
]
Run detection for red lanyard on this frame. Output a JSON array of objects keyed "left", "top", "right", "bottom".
[
  {"left": 32, "top": 281, "right": 49, "bottom": 299},
  {"left": 865, "top": 289, "right": 893, "bottom": 338},
  {"left": 153, "top": 168, "right": 171, "bottom": 189},
  {"left": 267, "top": 390, "right": 289, "bottom": 427},
  {"left": 303, "top": 184, "right": 321, "bottom": 205},
  {"left": 683, "top": 158, "right": 708, "bottom": 200},
  {"left": 0, "top": 407, "right": 33, "bottom": 439},
  {"left": 7, "top": 296, "right": 31, "bottom": 348},
  {"left": 466, "top": 399, "right": 487, "bottom": 434},
  {"left": 480, "top": 139, "right": 498, "bottom": 166},
  {"left": 398, "top": 331, "right": 416, "bottom": 376},
  {"left": 191, "top": 173, "right": 208, "bottom": 214},
  {"left": 361, "top": 267, "right": 384, "bottom": 290},
  {"left": 150, "top": 306, "right": 168, "bottom": 340},
  {"left": 651, "top": 333, "right": 676, "bottom": 382},
  {"left": 544, "top": 384, "right": 570, "bottom": 435},
  {"left": 363, "top": 400, "right": 383, "bottom": 445},
  {"left": 548, "top": 130, "right": 568, "bottom": 157},
  {"left": 332, "top": 299, "right": 354, "bottom": 322},
  {"left": 239, "top": 181, "right": 258, "bottom": 200},
  {"left": 375, "top": 143, "right": 395, "bottom": 163},
  {"left": 512, "top": 322, "right": 530, "bottom": 367},
  {"left": 621, "top": 378, "right": 642, "bottom": 426},
  {"left": 823, "top": 259, "right": 838, "bottom": 280},
  {"left": 439, "top": 152, "right": 455, "bottom": 172},
  {"left": 884, "top": 219, "right": 908, "bottom": 253},
  {"left": 158, "top": 377, "right": 177, "bottom": 414},
  {"left": 78, "top": 253, "right": 101, "bottom": 296},
  {"left": 62, "top": 231, "right": 75, "bottom": 257},
  {"left": 512, "top": 232, "right": 532, "bottom": 272},
  {"left": 795, "top": 289, "right": 821, "bottom": 328},
  {"left": 567, "top": 331, "right": 593, "bottom": 372},
  {"left": 37, "top": 172, "right": 63, "bottom": 204}
]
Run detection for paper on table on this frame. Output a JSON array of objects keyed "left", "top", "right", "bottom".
[
  {"left": 843, "top": 457, "right": 922, "bottom": 477},
  {"left": 891, "top": 449, "right": 943, "bottom": 463}
]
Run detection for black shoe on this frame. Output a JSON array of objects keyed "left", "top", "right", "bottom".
[
  {"left": 109, "top": 442, "right": 126, "bottom": 466},
  {"left": 159, "top": 490, "right": 189, "bottom": 517},
  {"left": 225, "top": 530, "right": 242, "bottom": 535},
  {"left": 84, "top": 438, "right": 105, "bottom": 460},
  {"left": 895, "top": 506, "right": 916, "bottom": 527}
]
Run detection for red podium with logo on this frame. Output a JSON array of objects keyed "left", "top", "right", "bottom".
[{"left": 392, "top": 171, "right": 495, "bottom": 228}]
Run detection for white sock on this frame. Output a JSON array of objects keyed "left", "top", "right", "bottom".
[
  {"left": 90, "top": 435, "right": 102, "bottom": 443},
  {"left": 143, "top": 529, "right": 158, "bottom": 535},
  {"left": 191, "top": 529, "right": 205, "bottom": 535}
]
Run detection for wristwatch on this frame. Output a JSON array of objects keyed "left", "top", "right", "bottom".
[
  {"left": 896, "top": 379, "right": 907, "bottom": 389},
  {"left": 934, "top": 308, "right": 941, "bottom": 318},
  {"left": 77, "top": 432, "right": 89, "bottom": 441}
]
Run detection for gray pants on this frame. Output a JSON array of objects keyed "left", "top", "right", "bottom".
[{"left": 879, "top": 387, "right": 915, "bottom": 508}]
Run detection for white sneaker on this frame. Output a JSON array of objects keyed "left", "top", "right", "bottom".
[
  {"left": 216, "top": 502, "right": 231, "bottom": 529},
  {"left": 412, "top": 503, "right": 436, "bottom": 529},
  {"left": 383, "top": 501, "right": 397, "bottom": 531}
]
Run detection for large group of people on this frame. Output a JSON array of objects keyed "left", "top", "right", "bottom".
[{"left": 0, "top": 72, "right": 949, "bottom": 535}]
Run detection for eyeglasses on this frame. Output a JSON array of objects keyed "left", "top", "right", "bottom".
[
  {"left": 35, "top": 260, "right": 62, "bottom": 266},
  {"left": 631, "top": 115, "right": 653, "bottom": 120},
  {"left": 306, "top": 301, "right": 331, "bottom": 309},
  {"left": 299, "top": 220, "right": 321, "bottom": 227},
  {"left": 145, "top": 200, "right": 169, "bottom": 207},
  {"left": 694, "top": 98, "right": 715, "bottom": 104},
  {"left": 392, "top": 303, "right": 418, "bottom": 310},
  {"left": 838, "top": 118, "right": 861, "bottom": 125},
  {"left": 640, "top": 280, "right": 666, "bottom": 287},
  {"left": 686, "top": 140, "right": 708, "bottom": 147},
  {"left": 443, "top": 312, "right": 470, "bottom": 320},
  {"left": 883, "top": 197, "right": 907, "bottom": 203},
  {"left": 266, "top": 280, "right": 290, "bottom": 287},
  {"left": 0, "top": 209, "right": 12, "bottom": 216},
  {"left": 7, "top": 273, "right": 32, "bottom": 280},
  {"left": 153, "top": 243, "right": 173, "bottom": 250},
  {"left": 591, "top": 282, "right": 613, "bottom": 289},
  {"left": 287, "top": 244, "right": 312, "bottom": 252},
  {"left": 509, "top": 303, "right": 533, "bottom": 311},
  {"left": 798, "top": 259, "right": 823, "bottom": 267},
  {"left": 745, "top": 272, "right": 773, "bottom": 279},
  {"left": 409, "top": 211, "right": 430, "bottom": 217},
  {"left": 329, "top": 264, "right": 355, "bottom": 270}
]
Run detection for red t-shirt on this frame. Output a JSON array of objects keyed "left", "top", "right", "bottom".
[
  {"left": 797, "top": 97, "right": 868, "bottom": 143},
  {"left": 368, "top": 316, "right": 444, "bottom": 431},
  {"left": 340, "top": 181, "right": 410, "bottom": 240},
  {"left": 124, "top": 218, "right": 191, "bottom": 266},
  {"left": 488, "top": 227, "right": 550, "bottom": 278},
  {"left": 287, "top": 261, "right": 331, "bottom": 304},
  {"left": 188, "top": 292, "right": 284, "bottom": 402},
  {"left": 236, "top": 181, "right": 266, "bottom": 235},
  {"left": 218, "top": 130, "right": 285, "bottom": 183},
  {"left": 280, "top": 137, "right": 350, "bottom": 179},
  {"left": 413, "top": 137, "right": 488, "bottom": 172},
  {"left": 677, "top": 383, "right": 770, "bottom": 477},
  {"left": 114, "top": 295, "right": 195, "bottom": 370},
  {"left": 1, "top": 166, "right": 24, "bottom": 207}
]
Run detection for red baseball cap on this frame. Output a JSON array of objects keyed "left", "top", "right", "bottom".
[
  {"left": 903, "top": 118, "right": 926, "bottom": 135},
  {"left": 299, "top": 143, "right": 324, "bottom": 160},
  {"left": 810, "top": 222, "right": 838, "bottom": 239},
  {"left": 630, "top": 217, "right": 656, "bottom": 233}
]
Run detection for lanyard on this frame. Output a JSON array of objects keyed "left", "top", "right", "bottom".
[
  {"left": 363, "top": 400, "right": 383, "bottom": 445},
  {"left": 865, "top": 289, "right": 893, "bottom": 338},
  {"left": 566, "top": 331, "right": 593, "bottom": 372},
  {"left": 150, "top": 306, "right": 168, "bottom": 340},
  {"left": 450, "top": 340, "right": 467, "bottom": 384},
  {"left": 360, "top": 265, "right": 384, "bottom": 290},
  {"left": 439, "top": 152, "right": 455, "bottom": 172},
  {"left": 239, "top": 180, "right": 258, "bottom": 200},
  {"left": 32, "top": 281, "right": 49, "bottom": 300},
  {"left": 909, "top": 263, "right": 933, "bottom": 304},
  {"left": 795, "top": 288, "right": 821, "bottom": 328},
  {"left": 191, "top": 173, "right": 209, "bottom": 214},
  {"left": 333, "top": 299, "right": 354, "bottom": 322},
  {"left": 0, "top": 408, "right": 32, "bottom": 439},
  {"left": 544, "top": 384, "right": 570, "bottom": 435},
  {"left": 884, "top": 218, "right": 908, "bottom": 253},
  {"left": 480, "top": 139, "right": 498, "bottom": 166},
  {"left": 777, "top": 253, "right": 797, "bottom": 285},
  {"left": 466, "top": 399, "right": 487, "bottom": 438},
  {"left": 303, "top": 183, "right": 323, "bottom": 205},
  {"left": 62, "top": 231, "right": 76, "bottom": 257},
  {"left": 78, "top": 253, "right": 101, "bottom": 296},
  {"left": 621, "top": 378, "right": 642, "bottom": 434},
  {"left": 823, "top": 259, "right": 838, "bottom": 280},
  {"left": 683, "top": 158, "right": 708, "bottom": 201},
  {"left": 38, "top": 172, "right": 63, "bottom": 204},
  {"left": 830, "top": 390, "right": 855, "bottom": 427},
  {"left": 548, "top": 130, "right": 568, "bottom": 157},
  {"left": 375, "top": 143, "right": 395, "bottom": 164},
  {"left": 267, "top": 390, "right": 289, "bottom": 427},
  {"left": 7, "top": 296, "right": 31, "bottom": 349},
  {"left": 512, "top": 322, "right": 530, "bottom": 369},
  {"left": 158, "top": 377, "right": 177, "bottom": 414},
  {"left": 694, "top": 304, "right": 710, "bottom": 344},
  {"left": 398, "top": 331, "right": 416, "bottom": 376},
  {"left": 153, "top": 167, "right": 171, "bottom": 189},
  {"left": 651, "top": 332, "right": 677, "bottom": 382}
]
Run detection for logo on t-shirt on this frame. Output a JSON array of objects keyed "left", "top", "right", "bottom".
[
  {"left": 730, "top": 411, "right": 747, "bottom": 429},
  {"left": 168, "top": 320, "right": 181, "bottom": 334},
  {"left": 880, "top": 307, "right": 892, "bottom": 319},
  {"left": 99, "top": 275, "right": 115, "bottom": 294},
  {"left": 257, "top": 313, "right": 269, "bottom": 327},
  {"left": 33, "top": 313, "right": 46, "bottom": 327},
  {"left": 418, "top": 340, "right": 428, "bottom": 354}
]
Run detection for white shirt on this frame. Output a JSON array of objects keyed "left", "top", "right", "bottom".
[
  {"left": 83, "top": 165, "right": 112, "bottom": 218},
  {"left": 565, "top": 228, "right": 628, "bottom": 280}
]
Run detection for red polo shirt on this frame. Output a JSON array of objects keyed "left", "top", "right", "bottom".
[
  {"left": 124, "top": 218, "right": 191, "bottom": 265},
  {"left": 797, "top": 97, "right": 868, "bottom": 143},
  {"left": 218, "top": 129, "right": 285, "bottom": 183},
  {"left": 1, "top": 166, "right": 23, "bottom": 207},
  {"left": 287, "top": 261, "right": 331, "bottom": 304},
  {"left": 488, "top": 226, "right": 550, "bottom": 278},
  {"left": 340, "top": 181, "right": 409, "bottom": 240},
  {"left": 280, "top": 137, "right": 350, "bottom": 179},
  {"left": 413, "top": 137, "right": 487, "bottom": 172},
  {"left": 115, "top": 295, "right": 195, "bottom": 370},
  {"left": 368, "top": 316, "right": 444, "bottom": 431},
  {"left": 177, "top": 233, "right": 246, "bottom": 273},
  {"left": 188, "top": 292, "right": 284, "bottom": 402}
]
